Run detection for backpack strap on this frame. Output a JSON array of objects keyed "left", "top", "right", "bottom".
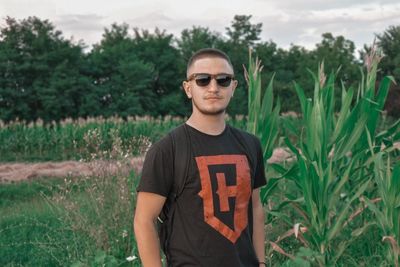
[
  {"left": 157, "top": 123, "right": 191, "bottom": 260},
  {"left": 230, "top": 126, "right": 257, "bottom": 174},
  {"left": 169, "top": 123, "right": 191, "bottom": 199}
]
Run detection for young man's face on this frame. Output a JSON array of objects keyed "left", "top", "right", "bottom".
[{"left": 183, "top": 57, "right": 237, "bottom": 116}]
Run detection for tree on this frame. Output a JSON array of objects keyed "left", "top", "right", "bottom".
[
  {"left": 132, "top": 28, "right": 188, "bottom": 116},
  {"left": 377, "top": 25, "right": 400, "bottom": 82},
  {"left": 294, "top": 33, "right": 362, "bottom": 112},
  {"left": 221, "top": 15, "right": 264, "bottom": 115},
  {"left": 272, "top": 45, "right": 312, "bottom": 112},
  {"left": 226, "top": 15, "right": 262, "bottom": 47},
  {"left": 84, "top": 23, "right": 156, "bottom": 117},
  {"left": 312, "top": 33, "right": 360, "bottom": 85},
  {"left": 0, "top": 16, "right": 89, "bottom": 122},
  {"left": 177, "top": 26, "right": 222, "bottom": 63}
]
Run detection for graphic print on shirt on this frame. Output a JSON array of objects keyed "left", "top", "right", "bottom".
[{"left": 195, "top": 154, "right": 251, "bottom": 243}]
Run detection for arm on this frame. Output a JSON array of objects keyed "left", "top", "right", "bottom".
[
  {"left": 252, "top": 188, "right": 265, "bottom": 266},
  {"left": 134, "top": 192, "right": 166, "bottom": 267}
]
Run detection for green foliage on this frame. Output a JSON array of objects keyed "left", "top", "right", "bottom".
[
  {"left": 221, "top": 15, "right": 265, "bottom": 115},
  {"left": 247, "top": 46, "right": 399, "bottom": 265},
  {"left": 0, "top": 209, "right": 80, "bottom": 266},
  {"left": 226, "top": 15, "right": 262, "bottom": 47},
  {"left": 0, "top": 115, "right": 398, "bottom": 265},
  {"left": 0, "top": 173, "right": 141, "bottom": 267},
  {"left": 365, "top": 146, "right": 400, "bottom": 265},
  {"left": 281, "top": 60, "right": 394, "bottom": 265},
  {"left": 177, "top": 26, "right": 223, "bottom": 63},
  {"left": 1, "top": 16, "right": 400, "bottom": 121},
  {"left": 313, "top": 33, "right": 360, "bottom": 84},
  {"left": 0, "top": 116, "right": 178, "bottom": 162},
  {"left": 245, "top": 52, "right": 280, "bottom": 166},
  {"left": 377, "top": 25, "right": 400, "bottom": 82},
  {"left": 0, "top": 178, "right": 61, "bottom": 207},
  {"left": 0, "top": 178, "right": 91, "bottom": 266},
  {"left": 0, "top": 115, "right": 247, "bottom": 162},
  {"left": 268, "top": 45, "right": 310, "bottom": 112},
  {"left": 0, "top": 16, "right": 90, "bottom": 123},
  {"left": 84, "top": 24, "right": 156, "bottom": 117},
  {"left": 132, "top": 28, "right": 187, "bottom": 116}
]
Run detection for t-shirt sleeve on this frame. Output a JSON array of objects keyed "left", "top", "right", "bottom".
[
  {"left": 253, "top": 137, "right": 267, "bottom": 189},
  {"left": 137, "top": 136, "right": 174, "bottom": 197}
]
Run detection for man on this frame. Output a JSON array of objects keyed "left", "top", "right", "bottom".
[{"left": 134, "top": 48, "right": 266, "bottom": 266}]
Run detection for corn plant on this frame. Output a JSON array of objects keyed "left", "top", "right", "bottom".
[
  {"left": 0, "top": 116, "right": 183, "bottom": 161},
  {"left": 0, "top": 115, "right": 247, "bottom": 162},
  {"left": 247, "top": 45, "right": 399, "bottom": 265},
  {"left": 246, "top": 51, "right": 280, "bottom": 159},
  {"left": 365, "top": 133, "right": 400, "bottom": 266},
  {"left": 245, "top": 51, "right": 281, "bottom": 204}
]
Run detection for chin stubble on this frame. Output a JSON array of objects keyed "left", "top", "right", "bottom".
[{"left": 192, "top": 98, "right": 226, "bottom": 116}]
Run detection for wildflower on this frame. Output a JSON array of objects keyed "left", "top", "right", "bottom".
[
  {"left": 126, "top": 255, "right": 137, "bottom": 262},
  {"left": 122, "top": 230, "right": 128, "bottom": 238}
]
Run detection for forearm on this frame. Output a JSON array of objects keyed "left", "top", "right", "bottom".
[
  {"left": 253, "top": 202, "right": 265, "bottom": 265},
  {"left": 134, "top": 219, "right": 163, "bottom": 267}
]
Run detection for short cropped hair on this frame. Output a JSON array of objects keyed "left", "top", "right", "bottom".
[{"left": 186, "top": 48, "right": 234, "bottom": 77}]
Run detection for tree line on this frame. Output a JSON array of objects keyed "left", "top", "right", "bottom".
[{"left": 0, "top": 15, "right": 399, "bottom": 123}]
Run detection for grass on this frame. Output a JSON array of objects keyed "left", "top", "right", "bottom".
[
  {"left": 0, "top": 178, "right": 62, "bottom": 207},
  {"left": 0, "top": 176, "right": 141, "bottom": 267},
  {"left": 1, "top": 48, "right": 399, "bottom": 266},
  {"left": 0, "top": 178, "right": 74, "bottom": 266},
  {"left": 0, "top": 175, "right": 391, "bottom": 266}
]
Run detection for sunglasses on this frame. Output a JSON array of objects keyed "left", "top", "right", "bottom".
[{"left": 187, "top": 73, "right": 234, "bottom": 87}]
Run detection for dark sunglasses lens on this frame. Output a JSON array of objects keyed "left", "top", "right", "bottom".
[
  {"left": 216, "top": 75, "right": 232, "bottom": 87},
  {"left": 195, "top": 75, "right": 211, "bottom": 86}
]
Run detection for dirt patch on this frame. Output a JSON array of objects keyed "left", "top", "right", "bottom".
[
  {"left": 0, "top": 157, "right": 144, "bottom": 183},
  {"left": 1, "top": 142, "right": 398, "bottom": 183}
]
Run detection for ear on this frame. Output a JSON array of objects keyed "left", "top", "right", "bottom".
[
  {"left": 182, "top": 81, "right": 192, "bottom": 99},
  {"left": 231, "top": 79, "right": 238, "bottom": 97}
]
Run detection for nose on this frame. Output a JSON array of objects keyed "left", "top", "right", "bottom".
[{"left": 207, "top": 78, "right": 219, "bottom": 92}]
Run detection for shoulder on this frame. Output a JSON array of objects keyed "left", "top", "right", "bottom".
[
  {"left": 168, "top": 123, "right": 187, "bottom": 139},
  {"left": 147, "top": 124, "right": 186, "bottom": 154},
  {"left": 228, "top": 125, "right": 260, "bottom": 147}
]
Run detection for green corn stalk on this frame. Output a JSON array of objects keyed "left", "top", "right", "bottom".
[
  {"left": 245, "top": 50, "right": 281, "bottom": 203},
  {"left": 265, "top": 46, "right": 398, "bottom": 265},
  {"left": 365, "top": 131, "right": 400, "bottom": 267}
]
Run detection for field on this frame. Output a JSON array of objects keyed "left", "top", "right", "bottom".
[
  {"left": 2, "top": 51, "right": 400, "bottom": 266},
  {"left": 0, "top": 116, "right": 247, "bottom": 266},
  {"left": 0, "top": 113, "right": 399, "bottom": 266}
]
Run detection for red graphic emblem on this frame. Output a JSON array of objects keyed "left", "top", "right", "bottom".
[{"left": 195, "top": 154, "right": 251, "bottom": 243}]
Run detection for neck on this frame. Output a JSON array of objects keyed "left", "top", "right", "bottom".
[{"left": 186, "top": 111, "right": 226, "bottom": 135}]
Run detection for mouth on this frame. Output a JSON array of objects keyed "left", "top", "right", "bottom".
[{"left": 204, "top": 96, "right": 222, "bottom": 100}]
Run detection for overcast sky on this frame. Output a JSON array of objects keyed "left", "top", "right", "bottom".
[{"left": 1, "top": 0, "right": 399, "bottom": 52}]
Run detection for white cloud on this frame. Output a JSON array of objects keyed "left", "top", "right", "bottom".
[
  {"left": 0, "top": 0, "right": 399, "bottom": 51},
  {"left": 0, "top": 0, "right": 56, "bottom": 19},
  {"left": 264, "top": 0, "right": 399, "bottom": 11},
  {"left": 256, "top": 1, "right": 400, "bottom": 50},
  {"left": 54, "top": 14, "right": 105, "bottom": 47}
]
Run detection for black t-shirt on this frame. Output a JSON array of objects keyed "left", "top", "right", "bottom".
[{"left": 137, "top": 123, "right": 266, "bottom": 267}]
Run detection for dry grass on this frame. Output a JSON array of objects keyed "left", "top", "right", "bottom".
[
  {"left": 2, "top": 142, "right": 399, "bottom": 183},
  {"left": 0, "top": 157, "right": 144, "bottom": 183}
]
